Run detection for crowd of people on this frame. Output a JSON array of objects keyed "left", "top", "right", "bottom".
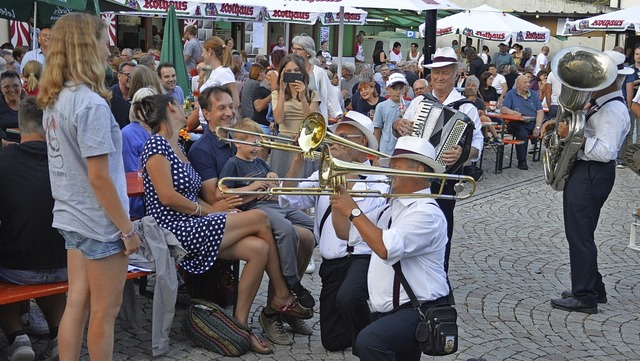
[{"left": 0, "top": 13, "right": 639, "bottom": 361}]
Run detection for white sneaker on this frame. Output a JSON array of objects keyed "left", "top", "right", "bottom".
[
  {"left": 305, "top": 258, "right": 316, "bottom": 274},
  {"left": 7, "top": 334, "right": 35, "bottom": 361},
  {"left": 20, "top": 310, "right": 49, "bottom": 336}
]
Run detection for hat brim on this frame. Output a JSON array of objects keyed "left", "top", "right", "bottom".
[
  {"left": 328, "top": 121, "right": 379, "bottom": 151},
  {"left": 424, "top": 61, "right": 457, "bottom": 69},
  {"left": 386, "top": 80, "right": 409, "bottom": 87},
  {"left": 378, "top": 154, "right": 446, "bottom": 174},
  {"left": 619, "top": 68, "right": 634, "bottom": 75}
]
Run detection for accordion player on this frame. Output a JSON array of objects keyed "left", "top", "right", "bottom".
[{"left": 407, "top": 93, "right": 476, "bottom": 174}]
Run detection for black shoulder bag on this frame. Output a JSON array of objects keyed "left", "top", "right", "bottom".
[{"left": 392, "top": 262, "right": 458, "bottom": 356}]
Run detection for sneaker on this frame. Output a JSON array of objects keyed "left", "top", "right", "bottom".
[
  {"left": 305, "top": 258, "right": 316, "bottom": 274},
  {"left": 616, "top": 160, "right": 627, "bottom": 169},
  {"left": 281, "top": 314, "right": 313, "bottom": 335},
  {"left": 35, "top": 337, "right": 58, "bottom": 361},
  {"left": 20, "top": 310, "right": 49, "bottom": 336},
  {"left": 289, "top": 282, "right": 315, "bottom": 309},
  {"left": 7, "top": 334, "right": 35, "bottom": 361},
  {"left": 258, "top": 311, "right": 293, "bottom": 345},
  {"left": 489, "top": 138, "right": 503, "bottom": 145}
]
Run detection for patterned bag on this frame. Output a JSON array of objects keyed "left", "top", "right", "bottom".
[{"left": 182, "top": 298, "right": 251, "bottom": 356}]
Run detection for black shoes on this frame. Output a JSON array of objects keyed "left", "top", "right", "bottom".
[
  {"left": 550, "top": 297, "right": 598, "bottom": 314},
  {"left": 290, "top": 282, "right": 316, "bottom": 309},
  {"left": 517, "top": 161, "right": 528, "bottom": 170},
  {"left": 561, "top": 290, "right": 607, "bottom": 304}
]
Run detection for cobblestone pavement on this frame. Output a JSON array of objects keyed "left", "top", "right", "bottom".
[{"left": 2, "top": 148, "right": 639, "bottom": 360}]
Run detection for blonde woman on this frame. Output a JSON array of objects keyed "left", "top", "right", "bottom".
[
  {"left": 129, "top": 65, "right": 163, "bottom": 98},
  {"left": 186, "top": 36, "right": 238, "bottom": 131},
  {"left": 36, "top": 13, "right": 140, "bottom": 361},
  {"left": 21, "top": 60, "right": 42, "bottom": 96}
]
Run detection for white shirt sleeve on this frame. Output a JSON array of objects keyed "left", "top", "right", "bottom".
[
  {"left": 459, "top": 103, "right": 484, "bottom": 161},
  {"left": 404, "top": 95, "right": 424, "bottom": 121},
  {"left": 581, "top": 102, "right": 630, "bottom": 162}
]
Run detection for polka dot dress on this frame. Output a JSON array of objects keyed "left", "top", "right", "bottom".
[{"left": 141, "top": 135, "right": 226, "bottom": 274}]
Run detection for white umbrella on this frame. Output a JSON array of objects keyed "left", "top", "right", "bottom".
[
  {"left": 419, "top": 4, "right": 550, "bottom": 43},
  {"left": 561, "top": 5, "right": 640, "bottom": 35}
]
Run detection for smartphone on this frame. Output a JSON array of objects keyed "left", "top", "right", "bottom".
[{"left": 283, "top": 72, "right": 304, "bottom": 83}]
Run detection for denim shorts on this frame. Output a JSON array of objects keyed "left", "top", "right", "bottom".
[
  {"left": 59, "top": 229, "right": 125, "bottom": 260},
  {"left": 0, "top": 267, "right": 68, "bottom": 285}
]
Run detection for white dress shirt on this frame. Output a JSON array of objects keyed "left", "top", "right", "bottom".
[
  {"left": 349, "top": 188, "right": 449, "bottom": 313},
  {"left": 579, "top": 90, "right": 630, "bottom": 163},
  {"left": 279, "top": 160, "right": 388, "bottom": 260}
]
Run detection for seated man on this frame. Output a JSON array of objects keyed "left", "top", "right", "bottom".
[
  {"left": 0, "top": 97, "right": 67, "bottom": 361},
  {"left": 157, "top": 62, "right": 185, "bottom": 106},
  {"left": 500, "top": 74, "right": 544, "bottom": 170}
]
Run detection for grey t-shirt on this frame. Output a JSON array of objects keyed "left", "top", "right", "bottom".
[
  {"left": 219, "top": 156, "right": 270, "bottom": 211},
  {"left": 240, "top": 79, "right": 261, "bottom": 120},
  {"left": 44, "top": 83, "right": 128, "bottom": 242},
  {"left": 184, "top": 38, "right": 202, "bottom": 71}
]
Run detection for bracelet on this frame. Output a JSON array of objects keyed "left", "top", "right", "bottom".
[
  {"left": 120, "top": 228, "right": 137, "bottom": 241},
  {"left": 190, "top": 202, "right": 201, "bottom": 216}
]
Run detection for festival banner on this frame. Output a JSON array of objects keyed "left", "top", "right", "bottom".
[
  {"left": 9, "top": 20, "right": 29, "bottom": 47},
  {"left": 102, "top": 13, "right": 117, "bottom": 46}
]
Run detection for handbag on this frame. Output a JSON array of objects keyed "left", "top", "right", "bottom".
[
  {"left": 392, "top": 263, "right": 458, "bottom": 356},
  {"left": 182, "top": 298, "right": 251, "bottom": 356}
]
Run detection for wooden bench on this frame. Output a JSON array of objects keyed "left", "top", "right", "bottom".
[{"left": 0, "top": 271, "right": 152, "bottom": 305}]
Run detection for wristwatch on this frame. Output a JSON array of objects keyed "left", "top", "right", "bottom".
[
  {"left": 349, "top": 208, "right": 362, "bottom": 222},
  {"left": 535, "top": 126, "right": 541, "bottom": 129}
]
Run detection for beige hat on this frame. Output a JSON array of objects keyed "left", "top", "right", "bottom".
[
  {"left": 328, "top": 111, "right": 379, "bottom": 151},
  {"left": 378, "top": 136, "right": 445, "bottom": 173}
]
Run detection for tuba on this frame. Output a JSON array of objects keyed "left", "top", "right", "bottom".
[{"left": 542, "top": 47, "right": 618, "bottom": 191}]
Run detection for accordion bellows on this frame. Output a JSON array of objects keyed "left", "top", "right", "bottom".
[{"left": 182, "top": 298, "right": 251, "bottom": 356}]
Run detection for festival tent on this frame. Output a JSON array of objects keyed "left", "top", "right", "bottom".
[
  {"left": 561, "top": 6, "right": 640, "bottom": 35},
  {"left": 418, "top": 4, "right": 550, "bottom": 43},
  {"left": 160, "top": 5, "right": 190, "bottom": 94},
  {"left": 0, "top": 0, "right": 133, "bottom": 24}
]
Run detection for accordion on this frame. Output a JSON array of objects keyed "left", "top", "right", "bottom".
[{"left": 409, "top": 96, "right": 475, "bottom": 174}]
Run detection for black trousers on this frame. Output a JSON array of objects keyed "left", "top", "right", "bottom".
[
  {"left": 563, "top": 160, "right": 614, "bottom": 306},
  {"left": 318, "top": 255, "right": 371, "bottom": 353},
  {"left": 433, "top": 180, "right": 456, "bottom": 273}
]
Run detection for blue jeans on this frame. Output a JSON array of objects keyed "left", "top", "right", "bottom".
[
  {"left": 59, "top": 229, "right": 125, "bottom": 260},
  {"left": 0, "top": 267, "right": 68, "bottom": 285}
]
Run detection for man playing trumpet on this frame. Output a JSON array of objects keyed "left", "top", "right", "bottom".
[
  {"left": 279, "top": 111, "right": 389, "bottom": 354},
  {"left": 329, "top": 136, "right": 450, "bottom": 360}
]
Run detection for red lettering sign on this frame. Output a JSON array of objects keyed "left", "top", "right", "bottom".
[
  {"left": 524, "top": 31, "right": 546, "bottom": 41},
  {"left": 437, "top": 26, "right": 453, "bottom": 36},
  {"left": 343, "top": 13, "right": 360, "bottom": 21},
  {"left": 591, "top": 19, "right": 625, "bottom": 28},
  {"left": 143, "top": 0, "right": 188, "bottom": 12},
  {"left": 219, "top": 3, "right": 255, "bottom": 17},
  {"left": 272, "top": 10, "right": 310, "bottom": 20},
  {"left": 474, "top": 31, "right": 506, "bottom": 41}
]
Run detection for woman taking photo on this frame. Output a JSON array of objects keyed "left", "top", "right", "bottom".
[
  {"left": 186, "top": 36, "right": 237, "bottom": 131},
  {"left": 36, "top": 13, "right": 141, "bottom": 360},
  {"left": 137, "top": 93, "right": 311, "bottom": 354},
  {"left": 372, "top": 40, "right": 388, "bottom": 66},
  {"left": 270, "top": 54, "right": 320, "bottom": 178}
]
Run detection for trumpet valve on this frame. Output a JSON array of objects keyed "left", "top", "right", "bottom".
[{"left": 453, "top": 182, "right": 465, "bottom": 194}]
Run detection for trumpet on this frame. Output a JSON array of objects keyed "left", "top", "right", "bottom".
[
  {"left": 214, "top": 113, "right": 390, "bottom": 160},
  {"left": 319, "top": 146, "right": 475, "bottom": 200}
]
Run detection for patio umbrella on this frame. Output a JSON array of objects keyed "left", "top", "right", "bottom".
[
  {"left": 159, "top": 5, "right": 190, "bottom": 94},
  {"left": 0, "top": 0, "right": 132, "bottom": 24},
  {"left": 561, "top": 6, "right": 640, "bottom": 35},
  {"left": 419, "top": 4, "right": 550, "bottom": 43}
]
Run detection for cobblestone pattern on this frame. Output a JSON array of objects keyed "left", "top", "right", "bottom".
[{"left": 2, "top": 151, "right": 639, "bottom": 360}]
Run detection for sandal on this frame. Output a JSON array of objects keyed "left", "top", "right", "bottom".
[
  {"left": 249, "top": 332, "right": 273, "bottom": 354},
  {"left": 275, "top": 300, "right": 314, "bottom": 320}
]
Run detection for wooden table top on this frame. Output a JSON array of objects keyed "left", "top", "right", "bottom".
[{"left": 126, "top": 172, "right": 144, "bottom": 197}]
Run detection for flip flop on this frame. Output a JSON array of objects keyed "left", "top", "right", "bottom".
[
  {"left": 249, "top": 332, "right": 273, "bottom": 355},
  {"left": 275, "top": 300, "right": 314, "bottom": 320}
]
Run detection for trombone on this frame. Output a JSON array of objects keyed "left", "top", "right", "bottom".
[
  {"left": 217, "top": 147, "right": 476, "bottom": 200},
  {"left": 318, "top": 145, "right": 476, "bottom": 200},
  {"left": 214, "top": 113, "right": 390, "bottom": 160}
]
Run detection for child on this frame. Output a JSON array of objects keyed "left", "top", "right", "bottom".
[
  {"left": 464, "top": 87, "right": 502, "bottom": 145},
  {"left": 373, "top": 72, "right": 411, "bottom": 155},
  {"left": 219, "top": 118, "right": 315, "bottom": 309}
]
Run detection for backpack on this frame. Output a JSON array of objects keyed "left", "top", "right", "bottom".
[{"left": 182, "top": 298, "right": 251, "bottom": 356}]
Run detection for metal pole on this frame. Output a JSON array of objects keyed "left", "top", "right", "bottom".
[
  {"left": 337, "top": 6, "right": 344, "bottom": 78},
  {"left": 32, "top": 2, "right": 37, "bottom": 50},
  {"left": 424, "top": 9, "right": 437, "bottom": 74}
]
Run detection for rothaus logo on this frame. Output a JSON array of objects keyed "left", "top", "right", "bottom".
[
  {"left": 272, "top": 10, "right": 310, "bottom": 20},
  {"left": 143, "top": 0, "right": 188, "bottom": 11},
  {"left": 591, "top": 19, "right": 625, "bottom": 28},
  {"left": 219, "top": 3, "right": 255, "bottom": 17}
]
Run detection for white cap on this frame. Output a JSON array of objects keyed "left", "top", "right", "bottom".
[{"left": 386, "top": 73, "right": 408, "bottom": 87}]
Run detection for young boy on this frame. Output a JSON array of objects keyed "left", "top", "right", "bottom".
[
  {"left": 219, "top": 118, "right": 315, "bottom": 309},
  {"left": 464, "top": 87, "right": 502, "bottom": 145},
  {"left": 373, "top": 72, "right": 411, "bottom": 155}
]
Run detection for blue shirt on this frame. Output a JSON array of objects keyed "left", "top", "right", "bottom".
[
  {"left": 503, "top": 88, "right": 542, "bottom": 117},
  {"left": 121, "top": 122, "right": 151, "bottom": 218},
  {"left": 373, "top": 98, "right": 409, "bottom": 155},
  {"left": 188, "top": 126, "right": 236, "bottom": 182},
  {"left": 624, "top": 65, "right": 640, "bottom": 100},
  {"left": 166, "top": 85, "right": 185, "bottom": 106}
]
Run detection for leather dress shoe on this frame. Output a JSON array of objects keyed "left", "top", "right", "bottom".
[
  {"left": 550, "top": 297, "right": 598, "bottom": 314},
  {"left": 517, "top": 161, "right": 528, "bottom": 170},
  {"left": 561, "top": 290, "right": 607, "bottom": 304}
]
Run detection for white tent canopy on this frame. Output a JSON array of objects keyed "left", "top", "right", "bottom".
[
  {"left": 419, "top": 4, "right": 550, "bottom": 43},
  {"left": 561, "top": 5, "right": 640, "bottom": 35},
  {"left": 218, "top": 0, "right": 461, "bottom": 11}
]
